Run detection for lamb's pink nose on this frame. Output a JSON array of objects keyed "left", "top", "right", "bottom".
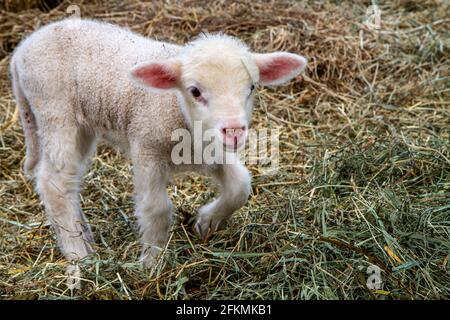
[{"left": 220, "top": 124, "right": 247, "bottom": 148}]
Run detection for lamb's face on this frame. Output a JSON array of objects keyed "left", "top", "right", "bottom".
[
  {"left": 130, "top": 34, "right": 307, "bottom": 150},
  {"left": 177, "top": 49, "right": 257, "bottom": 150}
]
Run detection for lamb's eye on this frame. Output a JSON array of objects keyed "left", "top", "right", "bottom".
[
  {"left": 250, "top": 84, "right": 255, "bottom": 91},
  {"left": 190, "top": 87, "right": 201, "bottom": 98}
]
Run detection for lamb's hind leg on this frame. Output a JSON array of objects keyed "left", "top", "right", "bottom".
[{"left": 36, "top": 126, "right": 95, "bottom": 261}]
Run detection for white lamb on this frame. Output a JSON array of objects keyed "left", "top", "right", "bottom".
[{"left": 10, "top": 19, "right": 307, "bottom": 266}]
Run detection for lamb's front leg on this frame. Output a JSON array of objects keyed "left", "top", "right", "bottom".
[
  {"left": 132, "top": 161, "right": 172, "bottom": 267},
  {"left": 195, "top": 161, "right": 251, "bottom": 240}
]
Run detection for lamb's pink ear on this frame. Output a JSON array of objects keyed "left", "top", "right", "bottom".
[
  {"left": 253, "top": 52, "right": 307, "bottom": 86},
  {"left": 130, "top": 60, "right": 181, "bottom": 90}
]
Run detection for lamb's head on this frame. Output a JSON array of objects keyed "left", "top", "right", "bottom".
[{"left": 130, "top": 34, "right": 307, "bottom": 150}]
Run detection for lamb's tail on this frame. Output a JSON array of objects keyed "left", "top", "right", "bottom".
[{"left": 10, "top": 59, "right": 40, "bottom": 176}]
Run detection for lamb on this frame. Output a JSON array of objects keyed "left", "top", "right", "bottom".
[{"left": 10, "top": 18, "right": 307, "bottom": 266}]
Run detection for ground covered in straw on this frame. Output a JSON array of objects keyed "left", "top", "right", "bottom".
[{"left": 0, "top": 0, "right": 449, "bottom": 300}]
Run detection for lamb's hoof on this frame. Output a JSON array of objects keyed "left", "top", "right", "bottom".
[
  {"left": 194, "top": 220, "right": 212, "bottom": 242},
  {"left": 140, "top": 246, "right": 163, "bottom": 269},
  {"left": 66, "top": 264, "right": 81, "bottom": 290},
  {"left": 194, "top": 215, "right": 227, "bottom": 242}
]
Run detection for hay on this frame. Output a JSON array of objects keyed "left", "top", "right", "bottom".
[{"left": 0, "top": 0, "right": 449, "bottom": 299}]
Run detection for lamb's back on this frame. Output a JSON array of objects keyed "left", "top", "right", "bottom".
[{"left": 13, "top": 19, "right": 184, "bottom": 138}]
